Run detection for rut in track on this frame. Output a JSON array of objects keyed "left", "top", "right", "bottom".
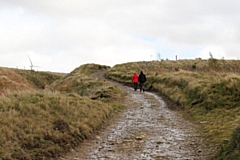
[{"left": 62, "top": 72, "right": 214, "bottom": 160}]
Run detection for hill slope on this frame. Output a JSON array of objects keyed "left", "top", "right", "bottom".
[
  {"left": 0, "top": 64, "right": 125, "bottom": 159},
  {"left": 107, "top": 59, "right": 240, "bottom": 159},
  {"left": 0, "top": 67, "right": 62, "bottom": 94}
]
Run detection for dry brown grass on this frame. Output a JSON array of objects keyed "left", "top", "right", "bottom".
[
  {"left": 0, "top": 91, "right": 117, "bottom": 159},
  {"left": 0, "top": 67, "right": 63, "bottom": 95},
  {"left": 3, "top": 59, "right": 240, "bottom": 159},
  {"left": 0, "top": 68, "right": 34, "bottom": 93}
]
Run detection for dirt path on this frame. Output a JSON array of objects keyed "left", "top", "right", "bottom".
[{"left": 62, "top": 72, "right": 214, "bottom": 160}]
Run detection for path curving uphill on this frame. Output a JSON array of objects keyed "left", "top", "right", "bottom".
[{"left": 63, "top": 71, "right": 214, "bottom": 160}]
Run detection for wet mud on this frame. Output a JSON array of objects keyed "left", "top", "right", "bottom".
[{"left": 62, "top": 73, "right": 214, "bottom": 160}]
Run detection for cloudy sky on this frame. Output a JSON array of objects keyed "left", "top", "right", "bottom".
[{"left": 1, "top": 0, "right": 240, "bottom": 72}]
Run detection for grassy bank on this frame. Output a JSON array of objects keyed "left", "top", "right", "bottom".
[
  {"left": 0, "top": 64, "right": 125, "bottom": 159},
  {"left": 107, "top": 59, "right": 240, "bottom": 159},
  {"left": 0, "top": 92, "right": 114, "bottom": 159},
  {"left": 49, "top": 64, "right": 124, "bottom": 102}
]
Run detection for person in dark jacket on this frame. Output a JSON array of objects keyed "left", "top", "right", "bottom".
[{"left": 138, "top": 71, "right": 146, "bottom": 92}]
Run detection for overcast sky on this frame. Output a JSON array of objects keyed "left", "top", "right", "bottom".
[{"left": 1, "top": 0, "right": 240, "bottom": 72}]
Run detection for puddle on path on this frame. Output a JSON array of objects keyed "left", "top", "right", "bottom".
[{"left": 62, "top": 74, "right": 214, "bottom": 159}]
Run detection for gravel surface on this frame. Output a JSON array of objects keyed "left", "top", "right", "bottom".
[{"left": 62, "top": 72, "right": 214, "bottom": 160}]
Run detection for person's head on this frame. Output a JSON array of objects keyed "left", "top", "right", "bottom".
[{"left": 140, "top": 71, "right": 143, "bottom": 74}]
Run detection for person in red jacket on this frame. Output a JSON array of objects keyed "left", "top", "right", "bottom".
[{"left": 132, "top": 73, "right": 139, "bottom": 91}]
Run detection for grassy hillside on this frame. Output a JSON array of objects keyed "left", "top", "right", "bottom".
[
  {"left": 0, "top": 67, "right": 62, "bottom": 94},
  {"left": 107, "top": 59, "right": 240, "bottom": 159},
  {"left": 0, "top": 92, "right": 113, "bottom": 159},
  {"left": 3, "top": 59, "right": 240, "bottom": 159},
  {"left": 0, "top": 64, "right": 125, "bottom": 159},
  {"left": 0, "top": 68, "right": 34, "bottom": 94},
  {"left": 49, "top": 64, "right": 123, "bottom": 101},
  {"left": 15, "top": 69, "right": 63, "bottom": 89}
]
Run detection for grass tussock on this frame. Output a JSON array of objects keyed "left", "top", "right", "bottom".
[
  {"left": 107, "top": 59, "right": 240, "bottom": 159},
  {"left": 214, "top": 124, "right": 240, "bottom": 160}
]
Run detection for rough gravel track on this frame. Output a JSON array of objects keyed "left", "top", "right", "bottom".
[{"left": 62, "top": 72, "right": 213, "bottom": 160}]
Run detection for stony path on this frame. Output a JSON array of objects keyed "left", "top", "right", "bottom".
[{"left": 62, "top": 72, "right": 213, "bottom": 160}]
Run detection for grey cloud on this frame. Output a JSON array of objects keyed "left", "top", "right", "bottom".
[{"left": 1, "top": 0, "right": 240, "bottom": 72}]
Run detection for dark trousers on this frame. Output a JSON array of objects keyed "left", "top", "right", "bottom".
[
  {"left": 133, "top": 82, "right": 138, "bottom": 91},
  {"left": 139, "top": 82, "right": 145, "bottom": 92}
]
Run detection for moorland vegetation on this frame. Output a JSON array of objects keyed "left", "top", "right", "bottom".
[
  {"left": 1, "top": 56, "right": 240, "bottom": 159},
  {"left": 107, "top": 56, "right": 240, "bottom": 160},
  {"left": 0, "top": 64, "right": 125, "bottom": 159}
]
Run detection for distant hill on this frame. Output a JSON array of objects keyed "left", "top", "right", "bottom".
[{"left": 0, "top": 67, "right": 63, "bottom": 94}]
